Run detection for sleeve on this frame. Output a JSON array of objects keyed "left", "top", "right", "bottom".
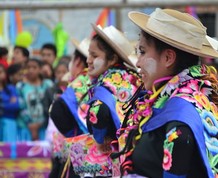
[
  {"left": 2, "top": 85, "right": 19, "bottom": 112},
  {"left": 16, "top": 82, "right": 26, "bottom": 110},
  {"left": 86, "top": 100, "right": 115, "bottom": 144},
  {"left": 162, "top": 123, "right": 196, "bottom": 177},
  {"left": 42, "top": 87, "right": 54, "bottom": 128},
  {"left": 16, "top": 82, "right": 30, "bottom": 123},
  {"left": 49, "top": 97, "right": 78, "bottom": 137}
]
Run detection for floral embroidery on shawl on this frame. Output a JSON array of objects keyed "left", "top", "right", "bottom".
[{"left": 115, "top": 65, "right": 218, "bottom": 176}]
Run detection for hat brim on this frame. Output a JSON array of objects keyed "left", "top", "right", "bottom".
[
  {"left": 92, "top": 24, "right": 135, "bottom": 68},
  {"left": 72, "top": 38, "right": 88, "bottom": 58},
  {"left": 128, "top": 12, "right": 218, "bottom": 58}
]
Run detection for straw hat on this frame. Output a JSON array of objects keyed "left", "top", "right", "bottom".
[
  {"left": 128, "top": 8, "right": 218, "bottom": 58},
  {"left": 72, "top": 38, "right": 90, "bottom": 58},
  {"left": 92, "top": 24, "right": 136, "bottom": 68}
]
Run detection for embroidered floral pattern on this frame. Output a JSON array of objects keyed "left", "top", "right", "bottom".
[
  {"left": 66, "top": 134, "right": 114, "bottom": 176},
  {"left": 89, "top": 100, "right": 102, "bottom": 124},
  {"left": 118, "top": 65, "right": 218, "bottom": 176},
  {"left": 163, "top": 149, "right": 172, "bottom": 171},
  {"left": 51, "top": 70, "right": 89, "bottom": 161},
  {"left": 88, "top": 66, "right": 141, "bottom": 125},
  {"left": 163, "top": 127, "right": 181, "bottom": 171},
  {"left": 69, "top": 70, "right": 90, "bottom": 103}
]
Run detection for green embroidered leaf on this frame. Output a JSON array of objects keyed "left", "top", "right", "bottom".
[
  {"left": 211, "top": 154, "right": 218, "bottom": 167},
  {"left": 154, "top": 95, "right": 169, "bottom": 108},
  {"left": 189, "top": 65, "right": 202, "bottom": 77},
  {"left": 167, "top": 142, "right": 174, "bottom": 153},
  {"left": 90, "top": 102, "right": 101, "bottom": 115},
  {"left": 163, "top": 139, "right": 168, "bottom": 148},
  {"left": 212, "top": 166, "right": 218, "bottom": 174}
]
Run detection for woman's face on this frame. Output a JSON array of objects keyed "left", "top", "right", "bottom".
[
  {"left": 136, "top": 33, "right": 168, "bottom": 90},
  {"left": 87, "top": 40, "right": 113, "bottom": 79}
]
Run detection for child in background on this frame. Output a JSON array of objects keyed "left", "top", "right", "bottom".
[
  {"left": 40, "top": 43, "right": 57, "bottom": 66},
  {"left": 16, "top": 58, "right": 53, "bottom": 141},
  {"left": 7, "top": 63, "right": 23, "bottom": 85},
  {"left": 12, "top": 46, "right": 29, "bottom": 66},
  {"left": 59, "top": 55, "right": 71, "bottom": 66},
  {"left": 41, "top": 62, "right": 55, "bottom": 81},
  {"left": 0, "top": 64, "right": 19, "bottom": 142}
]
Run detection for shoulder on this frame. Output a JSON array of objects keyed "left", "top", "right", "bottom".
[
  {"left": 42, "top": 79, "right": 53, "bottom": 87},
  {"left": 16, "top": 81, "right": 26, "bottom": 89},
  {"left": 6, "top": 84, "right": 15, "bottom": 90},
  {"left": 5, "top": 84, "right": 17, "bottom": 93}
]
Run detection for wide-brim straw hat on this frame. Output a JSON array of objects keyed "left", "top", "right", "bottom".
[
  {"left": 92, "top": 24, "right": 136, "bottom": 69},
  {"left": 72, "top": 38, "right": 90, "bottom": 58},
  {"left": 128, "top": 8, "right": 218, "bottom": 58}
]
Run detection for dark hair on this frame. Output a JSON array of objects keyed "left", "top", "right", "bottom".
[
  {"left": 27, "top": 58, "right": 43, "bottom": 67},
  {"left": 141, "top": 31, "right": 199, "bottom": 74},
  {"left": 0, "top": 47, "right": 8, "bottom": 58},
  {"left": 7, "top": 63, "right": 22, "bottom": 76},
  {"left": 92, "top": 34, "right": 122, "bottom": 63},
  {"left": 14, "top": 46, "right": 30, "bottom": 58},
  {"left": 59, "top": 55, "right": 71, "bottom": 65},
  {"left": 41, "top": 43, "right": 57, "bottom": 57},
  {"left": 55, "top": 61, "right": 68, "bottom": 71},
  {"left": 74, "top": 49, "right": 88, "bottom": 67}
]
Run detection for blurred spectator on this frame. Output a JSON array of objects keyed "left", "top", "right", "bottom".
[
  {"left": 7, "top": 63, "right": 23, "bottom": 85},
  {"left": 16, "top": 58, "right": 53, "bottom": 141},
  {"left": 59, "top": 55, "right": 71, "bottom": 66},
  {"left": 49, "top": 38, "right": 89, "bottom": 178},
  {"left": 0, "top": 64, "right": 19, "bottom": 142},
  {"left": 41, "top": 43, "right": 57, "bottom": 66},
  {"left": 41, "top": 62, "right": 55, "bottom": 81},
  {"left": 69, "top": 49, "right": 88, "bottom": 81},
  {"left": 0, "top": 47, "right": 9, "bottom": 69},
  {"left": 43, "top": 62, "right": 68, "bottom": 128},
  {"left": 12, "top": 46, "right": 29, "bottom": 66},
  {"left": 54, "top": 62, "right": 68, "bottom": 84}
]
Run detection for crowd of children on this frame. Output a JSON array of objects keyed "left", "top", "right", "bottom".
[{"left": 0, "top": 43, "right": 70, "bottom": 142}]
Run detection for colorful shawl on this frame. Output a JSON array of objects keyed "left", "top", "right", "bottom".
[
  {"left": 67, "top": 65, "right": 141, "bottom": 176},
  {"left": 117, "top": 65, "right": 218, "bottom": 177},
  {"left": 52, "top": 69, "right": 90, "bottom": 161},
  {"left": 88, "top": 65, "right": 141, "bottom": 130},
  {"left": 61, "top": 69, "right": 90, "bottom": 134}
]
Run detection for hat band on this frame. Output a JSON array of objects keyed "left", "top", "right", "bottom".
[{"left": 147, "top": 8, "right": 207, "bottom": 49}]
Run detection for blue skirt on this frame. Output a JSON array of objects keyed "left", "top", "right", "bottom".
[
  {"left": 0, "top": 117, "right": 17, "bottom": 142},
  {"left": 17, "top": 126, "right": 45, "bottom": 141}
]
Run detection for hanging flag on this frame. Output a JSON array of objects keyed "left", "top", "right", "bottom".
[
  {"left": 52, "top": 22, "right": 69, "bottom": 67},
  {"left": 108, "top": 9, "right": 116, "bottom": 26},
  {"left": 92, "top": 8, "right": 116, "bottom": 36},
  {"left": 0, "top": 11, "right": 9, "bottom": 46},
  {"left": 15, "top": 10, "right": 23, "bottom": 34},
  {"left": 0, "top": 12, "right": 4, "bottom": 37},
  {"left": 185, "top": 6, "right": 198, "bottom": 19},
  {"left": 96, "top": 8, "right": 110, "bottom": 27},
  {"left": 9, "top": 10, "right": 17, "bottom": 45}
]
